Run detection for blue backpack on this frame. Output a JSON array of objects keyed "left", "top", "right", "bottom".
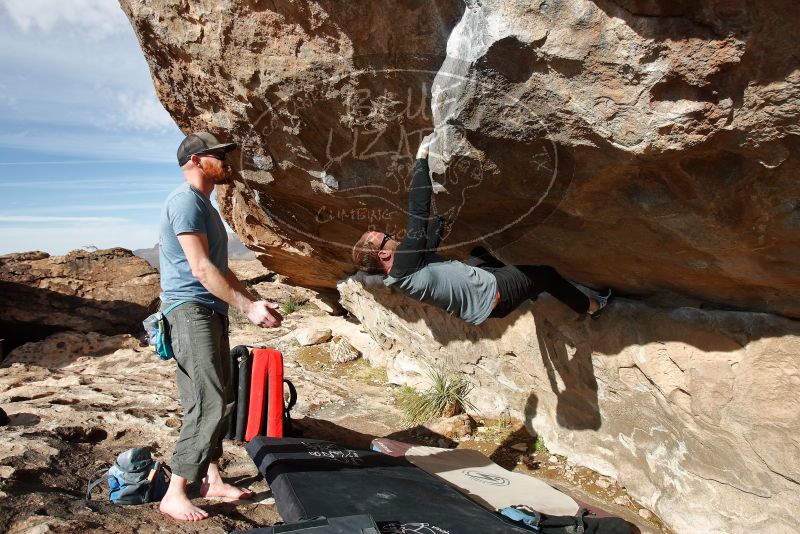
[{"left": 86, "top": 447, "right": 170, "bottom": 505}]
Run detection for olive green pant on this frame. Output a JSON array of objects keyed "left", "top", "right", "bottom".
[{"left": 166, "top": 302, "right": 232, "bottom": 482}]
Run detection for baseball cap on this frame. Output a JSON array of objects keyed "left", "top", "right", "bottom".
[{"left": 177, "top": 132, "right": 237, "bottom": 166}]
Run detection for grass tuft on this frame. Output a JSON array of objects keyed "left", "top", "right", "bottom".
[
  {"left": 534, "top": 435, "right": 549, "bottom": 454},
  {"left": 280, "top": 297, "right": 302, "bottom": 315},
  {"left": 400, "top": 365, "right": 476, "bottom": 424}
]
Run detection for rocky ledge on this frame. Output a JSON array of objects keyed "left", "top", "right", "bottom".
[
  {"left": 0, "top": 248, "right": 159, "bottom": 353},
  {"left": 339, "top": 278, "right": 800, "bottom": 534}
]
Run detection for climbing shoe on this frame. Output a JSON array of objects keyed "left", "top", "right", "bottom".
[{"left": 590, "top": 289, "right": 612, "bottom": 319}]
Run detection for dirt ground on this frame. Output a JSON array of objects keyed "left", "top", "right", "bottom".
[{"left": 0, "top": 306, "right": 670, "bottom": 533}]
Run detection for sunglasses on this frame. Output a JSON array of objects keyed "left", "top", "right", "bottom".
[
  {"left": 197, "top": 151, "right": 226, "bottom": 161},
  {"left": 379, "top": 232, "right": 394, "bottom": 251}
]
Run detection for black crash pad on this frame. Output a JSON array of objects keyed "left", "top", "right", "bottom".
[
  {"left": 245, "top": 436, "right": 531, "bottom": 534},
  {"left": 231, "top": 514, "right": 380, "bottom": 534}
]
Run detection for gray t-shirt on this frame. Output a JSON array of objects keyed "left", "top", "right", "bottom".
[
  {"left": 384, "top": 255, "right": 497, "bottom": 325},
  {"left": 159, "top": 183, "right": 228, "bottom": 315}
]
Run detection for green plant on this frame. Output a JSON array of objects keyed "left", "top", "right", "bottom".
[
  {"left": 496, "top": 409, "right": 513, "bottom": 430},
  {"left": 396, "top": 385, "right": 421, "bottom": 406},
  {"left": 400, "top": 366, "right": 476, "bottom": 424},
  {"left": 280, "top": 297, "right": 301, "bottom": 315},
  {"left": 534, "top": 435, "right": 548, "bottom": 454}
]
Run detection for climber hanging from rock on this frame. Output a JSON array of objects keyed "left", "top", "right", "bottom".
[{"left": 351, "top": 132, "right": 611, "bottom": 325}]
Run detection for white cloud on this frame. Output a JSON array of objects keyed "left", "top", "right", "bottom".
[
  {"left": 92, "top": 186, "right": 176, "bottom": 198},
  {"left": 0, "top": 82, "right": 16, "bottom": 107},
  {"left": 0, "top": 176, "right": 169, "bottom": 185},
  {"left": 0, "top": 181, "right": 172, "bottom": 192},
  {"left": 3, "top": 202, "right": 162, "bottom": 214},
  {"left": 0, "top": 2, "right": 183, "bottom": 161},
  {"left": 0, "top": 215, "right": 129, "bottom": 223},
  {"left": 0, "top": 1, "right": 193, "bottom": 258},
  {"left": 0, "top": 160, "right": 152, "bottom": 168},
  {"left": 114, "top": 92, "right": 177, "bottom": 132},
  {"left": 3, "top": 0, "right": 129, "bottom": 39},
  {"left": 0, "top": 128, "right": 180, "bottom": 162}
]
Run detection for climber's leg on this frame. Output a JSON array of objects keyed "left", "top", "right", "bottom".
[
  {"left": 486, "top": 264, "right": 592, "bottom": 318},
  {"left": 485, "top": 265, "right": 534, "bottom": 319},
  {"left": 515, "top": 265, "right": 590, "bottom": 314}
]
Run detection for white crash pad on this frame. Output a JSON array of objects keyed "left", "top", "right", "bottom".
[{"left": 372, "top": 438, "right": 579, "bottom": 516}]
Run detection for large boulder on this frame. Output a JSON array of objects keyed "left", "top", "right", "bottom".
[
  {"left": 424, "top": 0, "right": 800, "bottom": 319},
  {"left": 338, "top": 278, "right": 800, "bottom": 534},
  {"left": 120, "top": 0, "right": 464, "bottom": 289},
  {"left": 119, "top": 1, "right": 800, "bottom": 532},
  {"left": 0, "top": 248, "right": 160, "bottom": 350},
  {"left": 121, "top": 0, "right": 799, "bottom": 318}
]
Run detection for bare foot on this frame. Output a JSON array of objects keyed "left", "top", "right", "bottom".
[
  {"left": 159, "top": 493, "right": 209, "bottom": 521},
  {"left": 199, "top": 480, "right": 255, "bottom": 500}
]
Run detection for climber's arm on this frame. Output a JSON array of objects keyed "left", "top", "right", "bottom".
[
  {"left": 426, "top": 215, "right": 445, "bottom": 252},
  {"left": 414, "top": 133, "right": 442, "bottom": 251},
  {"left": 405, "top": 158, "right": 434, "bottom": 241},
  {"left": 389, "top": 134, "right": 438, "bottom": 278},
  {"left": 389, "top": 158, "right": 433, "bottom": 277}
]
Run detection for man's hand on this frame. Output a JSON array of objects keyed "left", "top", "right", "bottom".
[
  {"left": 245, "top": 300, "right": 283, "bottom": 328},
  {"left": 416, "top": 131, "right": 437, "bottom": 160}
]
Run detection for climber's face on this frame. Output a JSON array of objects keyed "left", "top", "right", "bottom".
[
  {"left": 378, "top": 232, "right": 395, "bottom": 252},
  {"left": 356, "top": 231, "right": 396, "bottom": 273},
  {"left": 366, "top": 231, "right": 397, "bottom": 255}
]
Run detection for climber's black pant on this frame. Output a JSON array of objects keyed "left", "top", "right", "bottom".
[{"left": 468, "top": 247, "right": 589, "bottom": 318}]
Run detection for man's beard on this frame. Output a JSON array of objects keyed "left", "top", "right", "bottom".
[{"left": 211, "top": 164, "right": 232, "bottom": 184}]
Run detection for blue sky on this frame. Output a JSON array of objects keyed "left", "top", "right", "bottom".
[{"left": 0, "top": 0, "right": 190, "bottom": 255}]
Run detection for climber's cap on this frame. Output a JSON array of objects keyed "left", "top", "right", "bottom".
[{"left": 177, "top": 132, "right": 237, "bottom": 166}]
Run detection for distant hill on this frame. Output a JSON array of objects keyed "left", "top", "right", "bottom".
[{"left": 134, "top": 233, "right": 256, "bottom": 267}]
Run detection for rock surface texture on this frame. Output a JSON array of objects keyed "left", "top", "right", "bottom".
[
  {"left": 121, "top": 0, "right": 464, "bottom": 289},
  {"left": 0, "top": 314, "right": 663, "bottom": 533},
  {"left": 121, "top": 1, "right": 800, "bottom": 532},
  {"left": 121, "top": 0, "right": 799, "bottom": 318},
  {"left": 0, "top": 248, "right": 159, "bottom": 351},
  {"left": 339, "top": 279, "right": 800, "bottom": 534},
  {"left": 0, "top": 333, "right": 279, "bottom": 533}
]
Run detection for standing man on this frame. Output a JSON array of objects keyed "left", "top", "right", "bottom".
[{"left": 158, "top": 132, "right": 283, "bottom": 521}]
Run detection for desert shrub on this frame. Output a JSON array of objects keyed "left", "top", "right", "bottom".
[
  {"left": 280, "top": 297, "right": 301, "bottom": 315},
  {"left": 400, "top": 366, "right": 476, "bottom": 424}
]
